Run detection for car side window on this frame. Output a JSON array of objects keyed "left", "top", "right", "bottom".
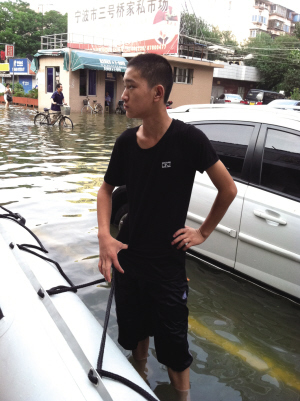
[
  {"left": 196, "top": 124, "right": 254, "bottom": 179},
  {"left": 219, "top": 94, "right": 225, "bottom": 99},
  {"left": 261, "top": 129, "right": 300, "bottom": 199}
]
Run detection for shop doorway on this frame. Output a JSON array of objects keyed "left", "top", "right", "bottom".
[{"left": 105, "top": 80, "right": 115, "bottom": 112}]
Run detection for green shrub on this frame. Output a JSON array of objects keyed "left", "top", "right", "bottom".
[
  {"left": 27, "top": 88, "right": 38, "bottom": 99},
  {"left": 13, "top": 82, "right": 25, "bottom": 93},
  {"left": 290, "top": 88, "right": 300, "bottom": 100}
]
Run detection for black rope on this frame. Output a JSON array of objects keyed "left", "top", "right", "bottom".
[
  {"left": 46, "top": 278, "right": 106, "bottom": 296},
  {"left": 17, "top": 243, "right": 75, "bottom": 287},
  {"left": 97, "top": 270, "right": 116, "bottom": 372},
  {"left": 1, "top": 206, "right": 157, "bottom": 401},
  {"left": 89, "top": 270, "right": 158, "bottom": 401},
  {"left": 0, "top": 205, "right": 47, "bottom": 252}
]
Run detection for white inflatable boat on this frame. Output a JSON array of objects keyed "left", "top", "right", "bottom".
[{"left": 0, "top": 206, "right": 157, "bottom": 401}]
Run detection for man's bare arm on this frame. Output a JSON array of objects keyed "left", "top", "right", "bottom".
[
  {"left": 172, "top": 160, "right": 237, "bottom": 250},
  {"left": 97, "top": 182, "right": 128, "bottom": 282}
]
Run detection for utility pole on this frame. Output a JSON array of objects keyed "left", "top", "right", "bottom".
[
  {"left": 12, "top": 42, "right": 15, "bottom": 92},
  {"left": 39, "top": 4, "right": 53, "bottom": 36}
]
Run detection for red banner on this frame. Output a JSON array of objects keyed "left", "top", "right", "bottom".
[
  {"left": 5, "top": 45, "right": 14, "bottom": 58},
  {"left": 0, "top": 51, "right": 5, "bottom": 61}
]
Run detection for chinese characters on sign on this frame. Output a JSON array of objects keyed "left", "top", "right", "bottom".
[
  {"left": 68, "top": 0, "right": 179, "bottom": 55},
  {"left": 5, "top": 45, "right": 14, "bottom": 58},
  {"left": 99, "top": 58, "right": 126, "bottom": 72},
  {"left": 75, "top": 0, "right": 169, "bottom": 22}
]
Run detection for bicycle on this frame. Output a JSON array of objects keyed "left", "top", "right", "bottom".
[
  {"left": 34, "top": 105, "right": 73, "bottom": 129},
  {"left": 81, "top": 96, "right": 103, "bottom": 114}
]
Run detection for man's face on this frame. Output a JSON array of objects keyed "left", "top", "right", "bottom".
[
  {"left": 57, "top": 85, "right": 63, "bottom": 93},
  {"left": 121, "top": 67, "right": 154, "bottom": 119}
]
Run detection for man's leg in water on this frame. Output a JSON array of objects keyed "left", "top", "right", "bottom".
[
  {"left": 132, "top": 336, "right": 149, "bottom": 360},
  {"left": 168, "top": 366, "right": 190, "bottom": 391}
]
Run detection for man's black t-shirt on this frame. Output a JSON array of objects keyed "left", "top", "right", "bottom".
[{"left": 104, "top": 119, "right": 218, "bottom": 281}]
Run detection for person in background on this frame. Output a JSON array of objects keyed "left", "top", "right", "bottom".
[
  {"left": 97, "top": 53, "right": 237, "bottom": 399},
  {"left": 4, "top": 83, "right": 12, "bottom": 109},
  {"left": 51, "top": 83, "right": 66, "bottom": 124},
  {"left": 105, "top": 92, "right": 111, "bottom": 107}
]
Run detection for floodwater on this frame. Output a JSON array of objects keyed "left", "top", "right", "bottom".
[{"left": 1, "top": 105, "right": 300, "bottom": 401}]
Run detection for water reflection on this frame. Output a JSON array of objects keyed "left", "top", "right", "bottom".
[{"left": 1, "top": 105, "right": 300, "bottom": 401}]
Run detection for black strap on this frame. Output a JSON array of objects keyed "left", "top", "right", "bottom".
[
  {"left": 89, "top": 269, "right": 158, "bottom": 401},
  {"left": 1, "top": 206, "right": 157, "bottom": 401}
]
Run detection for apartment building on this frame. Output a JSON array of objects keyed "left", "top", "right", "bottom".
[
  {"left": 250, "top": 0, "right": 298, "bottom": 38},
  {"left": 208, "top": 0, "right": 300, "bottom": 43}
]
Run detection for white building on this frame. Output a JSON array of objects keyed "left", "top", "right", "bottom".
[{"left": 198, "top": 0, "right": 300, "bottom": 44}]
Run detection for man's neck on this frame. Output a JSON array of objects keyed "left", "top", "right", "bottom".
[{"left": 137, "top": 109, "right": 173, "bottom": 149}]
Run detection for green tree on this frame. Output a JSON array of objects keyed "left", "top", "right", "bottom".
[
  {"left": 42, "top": 10, "right": 67, "bottom": 36},
  {"left": 0, "top": 0, "right": 67, "bottom": 58},
  {"left": 180, "top": 11, "right": 238, "bottom": 60},
  {"left": 294, "top": 22, "right": 300, "bottom": 39},
  {"left": 242, "top": 33, "right": 300, "bottom": 95},
  {"left": 289, "top": 87, "right": 300, "bottom": 100},
  {"left": 281, "top": 49, "right": 300, "bottom": 96}
]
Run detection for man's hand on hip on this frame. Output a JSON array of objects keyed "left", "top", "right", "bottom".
[
  {"left": 98, "top": 235, "right": 128, "bottom": 282},
  {"left": 172, "top": 225, "right": 207, "bottom": 252}
]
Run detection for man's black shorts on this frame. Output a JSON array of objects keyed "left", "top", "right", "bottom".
[{"left": 114, "top": 269, "right": 193, "bottom": 372}]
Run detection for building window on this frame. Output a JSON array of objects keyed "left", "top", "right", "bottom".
[
  {"left": 258, "top": 15, "right": 265, "bottom": 23},
  {"left": 80, "top": 69, "right": 97, "bottom": 96},
  {"left": 252, "top": 15, "right": 257, "bottom": 21},
  {"left": 250, "top": 30, "right": 257, "bottom": 37},
  {"left": 283, "top": 24, "right": 290, "bottom": 32},
  {"left": 173, "top": 67, "right": 193, "bottom": 84},
  {"left": 46, "top": 67, "right": 60, "bottom": 93}
]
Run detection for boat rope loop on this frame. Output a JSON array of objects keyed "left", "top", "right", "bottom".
[{"left": 1, "top": 206, "right": 157, "bottom": 401}]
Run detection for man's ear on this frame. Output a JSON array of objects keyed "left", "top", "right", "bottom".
[{"left": 153, "top": 85, "right": 165, "bottom": 102}]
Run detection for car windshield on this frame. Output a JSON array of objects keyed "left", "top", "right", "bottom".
[
  {"left": 268, "top": 99, "right": 299, "bottom": 106},
  {"left": 226, "top": 94, "right": 242, "bottom": 99}
]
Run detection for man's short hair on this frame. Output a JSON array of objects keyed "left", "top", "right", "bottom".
[
  {"left": 127, "top": 54, "right": 173, "bottom": 104},
  {"left": 56, "top": 83, "right": 62, "bottom": 90}
]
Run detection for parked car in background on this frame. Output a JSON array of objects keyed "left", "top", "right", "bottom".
[
  {"left": 267, "top": 99, "right": 300, "bottom": 111},
  {"left": 111, "top": 105, "right": 300, "bottom": 302},
  {"left": 213, "top": 93, "right": 244, "bottom": 104},
  {"left": 244, "top": 89, "right": 285, "bottom": 105}
]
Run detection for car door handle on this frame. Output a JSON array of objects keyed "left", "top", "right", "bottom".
[{"left": 253, "top": 210, "right": 287, "bottom": 225}]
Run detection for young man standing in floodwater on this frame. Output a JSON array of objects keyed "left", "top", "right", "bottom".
[{"left": 97, "top": 53, "right": 237, "bottom": 398}]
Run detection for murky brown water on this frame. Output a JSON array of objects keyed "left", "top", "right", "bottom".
[{"left": 1, "top": 105, "right": 300, "bottom": 401}]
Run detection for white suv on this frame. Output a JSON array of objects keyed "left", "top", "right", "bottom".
[{"left": 111, "top": 105, "right": 300, "bottom": 302}]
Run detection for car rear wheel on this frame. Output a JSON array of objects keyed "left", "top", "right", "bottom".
[{"left": 114, "top": 204, "right": 128, "bottom": 231}]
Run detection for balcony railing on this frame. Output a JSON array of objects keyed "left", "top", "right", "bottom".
[
  {"left": 40, "top": 33, "right": 140, "bottom": 53},
  {"left": 41, "top": 33, "right": 68, "bottom": 50}
]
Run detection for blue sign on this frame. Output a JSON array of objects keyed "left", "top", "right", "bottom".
[
  {"left": 19, "top": 76, "right": 32, "bottom": 93},
  {"left": 9, "top": 59, "right": 28, "bottom": 74}
]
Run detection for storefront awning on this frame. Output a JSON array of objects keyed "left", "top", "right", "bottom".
[
  {"left": 30, "top": 49, "right": 69, "bottom": 73},
  {"left": 70, "top": 50, "right": 127, "bottom": 73}
]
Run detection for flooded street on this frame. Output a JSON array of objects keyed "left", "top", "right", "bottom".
[{"left": 1, "top": 105, "right": 300, "bottom": 401}]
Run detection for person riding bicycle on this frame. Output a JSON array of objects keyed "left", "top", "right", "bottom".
[{"left": 51, "top": 83, "right": 67, "bottom": 124}]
